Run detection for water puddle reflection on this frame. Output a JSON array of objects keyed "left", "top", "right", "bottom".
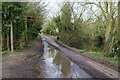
[{"left": 40, "top": 40, "right": 92, "bottom": 78}]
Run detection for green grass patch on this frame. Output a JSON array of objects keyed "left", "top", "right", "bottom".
[
  {"left": 79, "top": 49, "right": 85, "bottom": 53},
  {"left": 106, "top": 57, "right": 118, "bottom": 64},
  {"left": 84, "top": 51, "right": 118, "bottom": 65},
  {"left": 2, "top": 51, "right": 8, "bottom": 56},
  {"left": 2, "top": 51, "right": 26, "bottom": 57},
  {"left": 89, "top": 51, "right": 103, "bottom": 57},
  {"left": 2, "top": 38, "right": 41, "bottom": 57}
]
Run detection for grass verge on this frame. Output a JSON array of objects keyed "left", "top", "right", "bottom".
[
  {"left": 56, "top": 40, "right": 118, "bottom": 68},
  {"left": 82, "top": 51, "right": 118, "bottom": 66},
  {"left": 2, "top": 37, "right": 41, "bottom": 56}
]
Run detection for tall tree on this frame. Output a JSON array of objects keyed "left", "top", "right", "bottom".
[
  {"left": 60, "top": 2, "right": 72, "bottom": 45},
  {"left": 2, "top": 2, "right": 45, "bottom": 52},
  {"left": 2, "top": 2, "right": 27, "bottom": 52},
  {"left": 117, "top": 1, "right": 120, "bottom": 57}
]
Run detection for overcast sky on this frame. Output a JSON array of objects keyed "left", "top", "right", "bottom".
[
  {"left": 1, "top": 0, "right": 118, "bottom": 20},
  {"left": 44, "top": 0, "right": 97, "bottom": 20},
  {"left": 45, "top": 0, "right": 61, "bottom": 19},
  {"left": 43, "top": 0, "right": 118, "bottom": 20}
]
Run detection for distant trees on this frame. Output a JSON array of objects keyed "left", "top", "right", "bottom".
[
  {"left": 102, "top": 2, "right": 118, "bottom": 56},
  {"left": 42, "top": 1, "right": 119, "bottom": 57},
  {"left": 93, "top": 2, "right": 119, "bottom": 56},
  {"left": 59, "top": 2, "right": 72, "bottom": 45},
  {"left": 2, "top": 2, "right": 45, "bottom": 52}
]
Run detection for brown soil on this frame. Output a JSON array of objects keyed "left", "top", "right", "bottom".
[{"left": 2, "top": 37, "right": 44, "bottom": 78}]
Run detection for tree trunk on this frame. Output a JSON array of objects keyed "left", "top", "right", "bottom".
[
  {"left": 104, "top": 2, "right": 112, "bottom": 42},
  {"left": 25, "top": 17, "right": 27, "bottom": 44},
  {"left": 117, "top": 1, "right": 120, "bottom": 57},
  {"left": 103, "top": 2, "right": 114, "bottom": 56},
  {"left": 118, "top": 1, "right": 120, "bottom": 36},
  {"left": 10, "top": 22, "right": 13, "bottom": 52},
  {"left": 7, "top": 34, "right": 10, "bottom": 51},
  {"left": 0, "top": 32, "right": 1, "bottom": 51}
]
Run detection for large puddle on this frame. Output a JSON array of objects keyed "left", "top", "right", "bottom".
[{"left": 39, "top": 40, "right": 92, "bottom": 78}]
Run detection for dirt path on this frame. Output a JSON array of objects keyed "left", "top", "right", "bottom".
[
  {"left": 2, "top": 37, "right": 44, "bottom": 78},
  {"left": 40, "top": 34, "right": 119, "bottom": 78}
]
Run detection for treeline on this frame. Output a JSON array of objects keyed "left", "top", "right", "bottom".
[
  {"left": 43, "top": 1, "right": 120, "bottom": 57},
  {"left": 2, "top": 2, "right": 45, "bottom": 52}
]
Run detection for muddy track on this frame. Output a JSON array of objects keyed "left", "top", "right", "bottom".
[
  {"left": 2, "top": 37, "right": 44, "bottom": 78},
  {"left": 40, "top": 34, "right": 119, "bottom": 78}
]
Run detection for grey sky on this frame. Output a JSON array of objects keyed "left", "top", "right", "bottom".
[
  {"left": 43, "top": 0, "right": 118, "bottom": 21},
  {"left": 44, "top": 0, "right": 98, "bottom": 20}
]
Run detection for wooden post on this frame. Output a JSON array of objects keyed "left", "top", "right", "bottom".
[{"left": 10, "top": 22, "right": 13, "bottom": 52}]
